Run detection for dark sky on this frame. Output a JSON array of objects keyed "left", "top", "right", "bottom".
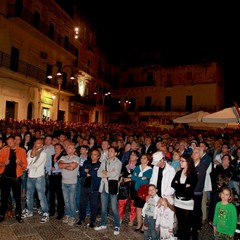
[
  {"left": 72, "top": 1, "right": 238, "bottom": 106},
  {"left": 76, "top": 1, "right": 225, "bottom": 65}
]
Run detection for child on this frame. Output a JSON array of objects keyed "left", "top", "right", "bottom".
[
  {"left": 155, "top": 196, "right": 176, "bottom": 240},
  {"left": 142, "top": 184, "right": 160, "bottom": 240},
  {"left": 213, "top": 186, "right": 238, "bottom": 239}
]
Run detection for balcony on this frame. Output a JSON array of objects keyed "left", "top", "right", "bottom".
[
  {"left": 137, "top": 105, "right": 216, "bottom": 112},
  {"left": 69, "top": 95, "right": 96, "bottom": 106},
  {"left": 122, "top": 80, "right": 156, "bottom": 88},
  {"left": 0, "top": 51, "right": 75, "bottom": 93},
  {"left": 7, "top": 3, "right": 78, "bottom": 56}
]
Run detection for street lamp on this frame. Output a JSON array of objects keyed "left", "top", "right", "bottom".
[
  {"left": 47, "top": 64, "right": 75, "bottom": 121},
  {"left": 94, "top": 91, "right": 111, "bottom": 106}
]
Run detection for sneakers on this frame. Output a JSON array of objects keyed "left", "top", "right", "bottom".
[
  {"left": 94, "top": 225, "right": 107, "bottom": 231},
  {"left": 21, "top": 210, "right": 33, "bottom": 218},
  {"left": 68, "top": 217, "right": 76, "bottom": 226},
  {"left": 37, "top": 208, "right": 43, "bottom": 215},
  {"left": 62, "top": 215, "right": 70, "bottom": 224},
  {"left": 40, "top": 213, "right": 49, "bottom": 223},
  {"left": 114, "top": 227, "right": 120, "bottom": 236}
]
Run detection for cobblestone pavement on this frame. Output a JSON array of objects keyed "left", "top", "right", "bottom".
[{"left": 0, "top": 210, "right": 214, "bottom": 240}]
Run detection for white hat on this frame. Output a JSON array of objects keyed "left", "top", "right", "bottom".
[
  {"left": 152, "top": 151, "right": 165, "bottom": 165},
  {"left": 162, "top": 195, "right": 174, "bottom": 205}
]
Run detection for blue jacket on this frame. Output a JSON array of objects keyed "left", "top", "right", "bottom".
[{"left": 80, "top": 159, "right": 101, "bottom": 192}]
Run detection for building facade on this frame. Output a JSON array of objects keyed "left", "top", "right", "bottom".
[
  {"left": 110, "top": 62, "right": 224, "bottom": 126},
  {"left": 0, "top": 0, "right": 224, "bottom": 126},
  {"left": 0, "top": 0, "right": 112, "bottom": 123}
]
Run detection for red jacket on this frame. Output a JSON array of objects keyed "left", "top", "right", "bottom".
[{"left": 0, "top": 146, "right": 27, "bottom": 177}]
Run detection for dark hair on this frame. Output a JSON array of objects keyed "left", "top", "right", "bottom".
[
  {"left": 141, "top": 153, "right": 152, "bottom": 166},
  {"left": 221, "top": 153, "right": 232, "bottom": 162},
  {"left": 108, "top": 146, "right": 117, "bottom": 151},
  {"left": 181, "top": 153, "right": 196, "bottom": 176},
  {"left": 81, "top": 145, "right": 90, "bottom": 152},
  {"left": 54, "top": 143, "right": 64, "bottom": 150},
  {"left": 14, "top": 134, "right": 22, "bottom": 141},
  {"left": 199, "top": 141, "right": 209, "bottom": 149}
]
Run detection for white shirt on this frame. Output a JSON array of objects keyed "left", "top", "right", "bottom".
[{"left": 27, "top": 149, "right": 47, "bottom": 178}]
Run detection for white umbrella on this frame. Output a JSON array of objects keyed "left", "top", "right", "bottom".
[
  {"left": 202, "top": 107, "right": 240, "bottom": 123},
  {"left": 173, "top": 111, "right": 210, "bottom": 124}
]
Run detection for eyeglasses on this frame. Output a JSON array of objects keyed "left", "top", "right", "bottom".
[{"left": 180, "top": 160, "right": 187, "bottom": 163}]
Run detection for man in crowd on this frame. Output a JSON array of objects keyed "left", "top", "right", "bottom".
[{"left": 0, "top": 136, "right": 28, "bottom": 223}]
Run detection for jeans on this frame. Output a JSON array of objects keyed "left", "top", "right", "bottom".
[
  {"left": 143, "top": 215, "right": 159, "bottom": 240},
  {"left": 26, "top": 176, "right": 49, "bottom": 214},
  {"left": 75, "top": 176, "right": 84, "bottom": 211},
  {"left": 79, "top": 188, "right": 100, "bottom": 224},
  {"left": 62, "top": 183, "right": 76, "bottom": 218},
  {"left": 100, "top": 190, "right": 120, "bottom": 228}
]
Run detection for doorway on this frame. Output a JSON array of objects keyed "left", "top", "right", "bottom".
[
  {"left": 27, "top": 102, "right": 33, "bottom": 120},
  {"left": 5, "top": 101, "right": 16, "bottom": 120}
]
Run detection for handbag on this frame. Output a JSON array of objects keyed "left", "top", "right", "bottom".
[
  {"left": 118, "top": 182, "right": 130, "bottom": 199},
  {"left": 137, "top": 184, "right": 149, "bottom": 201},
  {"left": 108, "top": 179, "right": 119, "bottom": 194}
]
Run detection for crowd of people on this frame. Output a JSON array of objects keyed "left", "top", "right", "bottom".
[{"left": 0, "top": 118, "right": 239, "bottom": 239}]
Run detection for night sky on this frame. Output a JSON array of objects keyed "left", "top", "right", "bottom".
[{"left": 59, "top": 1, "right": 237, "bottom": 106}]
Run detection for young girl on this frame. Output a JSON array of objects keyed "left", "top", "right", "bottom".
[
  {"left": 142, "top": 184, "right": 160, "bottom": 240},
  {"left": 213, "top": 186, "right": 238, "bottom": 239},
  {"left": 155, "top": 196, "right": 176, "bottom": 240}
]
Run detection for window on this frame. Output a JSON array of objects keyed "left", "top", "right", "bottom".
[
  {"left": 10, "top": 46, "right": 19, "bottom": 72},
  {"left": 129, "top": 98, "right": 136, "bottom": 112},
  {"left": 164, "top": 74, "right": 173, "bottom": 87},
  {"left": 33, "top": 11, "right": 40, "bottom": 29},
  {"left": 87, "top": 59, "right": 91, "bottom": 67},
  {"left": 61, "top": 72, "right": 67, "bottom": 90},
  {"left": 165, "top": 96, "right": 171, "bottom": 111},
  {"left": 64, "top": 36, "right": 69, "bottom": 50},
  {"left": 46, "top": 64, "right": 52, "bottom": 84},
  {"left": 186, "top": 96, "right": 192, "bottom": 111},
  {"left": 48, "top": 23, "right": 54, "bottom": 39},
  {"left": 147, "top": 72, "right": 153, "bottom": 82},
  {"left": 145, "top": 96, "right": 152, "bottom": 108},
  {"left": 15, "top": 0, "right": 23, "bottom": 17},
  {"left": 128, "top": 73, "right": 134, "bottom": 82},
  {"left": 98, "top": 59, "right": 102, "bottom": 77}
]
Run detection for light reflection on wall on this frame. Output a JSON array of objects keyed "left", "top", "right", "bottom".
[{"left": 78, "top": 79, "right": 85, "bottom": 96}]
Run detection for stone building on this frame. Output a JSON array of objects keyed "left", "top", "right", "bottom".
[
  {"left": 0, "top": 0, "right": 112, "bottom": 123},
  {"left": 0, "top": 0, "right": 224, "bottom": 126}
]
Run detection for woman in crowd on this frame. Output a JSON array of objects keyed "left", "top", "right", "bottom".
[
  {"left": 118, "top": 150, "right": 139, "bottom": 226},
  {"left": 171, "top": 153, "right": 198, "bottom": 240},
  {"left": 131, "top": 154, "right": 152, "bottom": 232},
  {"left": 20, "top": 132, "right": 34, "bottom": 152}
]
